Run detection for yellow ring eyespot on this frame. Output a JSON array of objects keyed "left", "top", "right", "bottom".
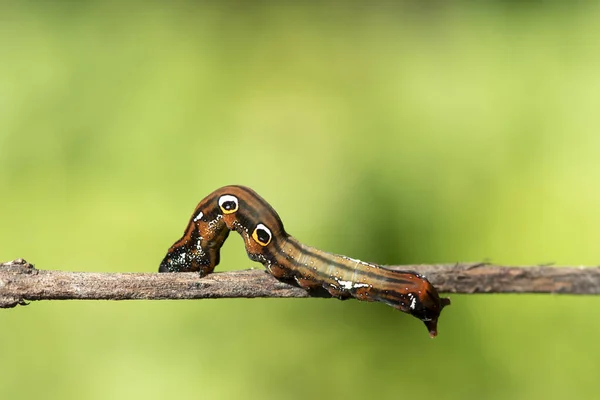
[
  {"left": 252, "top": 223, "right": 272, "bottom": 246},
  {"left": 218, "top": 195, "right": 239, "bottom": 214}
]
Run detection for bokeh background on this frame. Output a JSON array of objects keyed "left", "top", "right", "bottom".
[{"left": 2, "top": 2, "right": 600, "bottom": 399}]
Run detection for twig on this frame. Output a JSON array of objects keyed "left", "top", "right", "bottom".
[{"left": 1, "top": 258, "right": 599, "bottom": 308}]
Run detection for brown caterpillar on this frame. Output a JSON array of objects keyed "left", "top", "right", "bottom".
[{"left": 159, "top": 185, "right": 450, "bottom": 337}]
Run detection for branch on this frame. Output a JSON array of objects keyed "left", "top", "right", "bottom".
[{"left": 1, "top": 258, "right": 599, "bottom": 308}]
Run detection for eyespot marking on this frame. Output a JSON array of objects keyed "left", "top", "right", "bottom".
[
  {"left": 252, "top": 223, "right": 272, "bottom": 246},
  {"left": 193, "top": 211, "right": 204, "bottom": 222},
  {"left": 218, "top": 195, "right": 239, "bottom": 214}
]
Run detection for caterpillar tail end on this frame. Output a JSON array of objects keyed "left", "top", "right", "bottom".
[
  {"left": 424, "top": 297, "right": 451, "bottom": 338},
  {"left": 424, "top": 319, "right": 440, "bottom": 338}
]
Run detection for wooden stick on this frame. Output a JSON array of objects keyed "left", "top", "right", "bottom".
[{"left": 1, "top": 259, "right": 599, "bottom": 308}]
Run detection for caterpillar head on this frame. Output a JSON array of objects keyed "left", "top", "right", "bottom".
[
  {"left": 159, "top": 204, "right": 230, "bottom": 275},
  {"left": 159, "top": 240, "right": 211, "bottom": 273}
]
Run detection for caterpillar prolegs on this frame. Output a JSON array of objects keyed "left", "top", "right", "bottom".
[{"left": 159, "top": 185, "right": 450, "bottom": 337}]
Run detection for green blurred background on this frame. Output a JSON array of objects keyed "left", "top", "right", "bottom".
[{"left": 2, "top": 1, "right": 600, "bottom": 399}]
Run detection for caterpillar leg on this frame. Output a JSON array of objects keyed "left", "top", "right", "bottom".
[
  {"left": 294, "top": 276, "right": 321, "bottom": 290},
  {"left": 266, "top": 264, "right": 294, "bottom": 279},
  {"left": 324, "top": 285, "right": 352, "bottom": 300}
]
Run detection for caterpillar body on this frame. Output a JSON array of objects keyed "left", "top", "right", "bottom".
[{"left": 159, "top": 185, "right": 450, "bottom": 337}]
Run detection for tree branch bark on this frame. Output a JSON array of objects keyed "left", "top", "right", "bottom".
[{"left": 1, "top": 258, "right": 599, "bottom": 308}]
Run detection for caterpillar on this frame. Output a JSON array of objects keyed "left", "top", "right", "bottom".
[{"left": 159, "top": 185, "right": 450, "bottom": 337}]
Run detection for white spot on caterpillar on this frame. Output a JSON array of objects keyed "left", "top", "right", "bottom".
[
  {"left": 408, "top": 293, "right": 417, "bottom": 310},
  {"left": 337, "top": 280, "right": 370, "bottom": 290},
  {"left": 208, "top": 214, "right": 223, "bottom": 231},
  {"left": 262, "top": 259, "right": 272, "bottom": 272},
  {"left": 340, "top": 255, "right": 375, "bottom": 267},
  {"left": 193, "top": 212, "right": 204, "bottom": 222},
  {"left": 337, "top": 280, "right": 353, "bottom": 290},
  {"left": 195, "top": 240, "right": 206, "bottom": 257}
]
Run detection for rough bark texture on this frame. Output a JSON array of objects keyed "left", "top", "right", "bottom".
[{"left": 1, "top": 259, "right": 599, "bottom": 308}]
